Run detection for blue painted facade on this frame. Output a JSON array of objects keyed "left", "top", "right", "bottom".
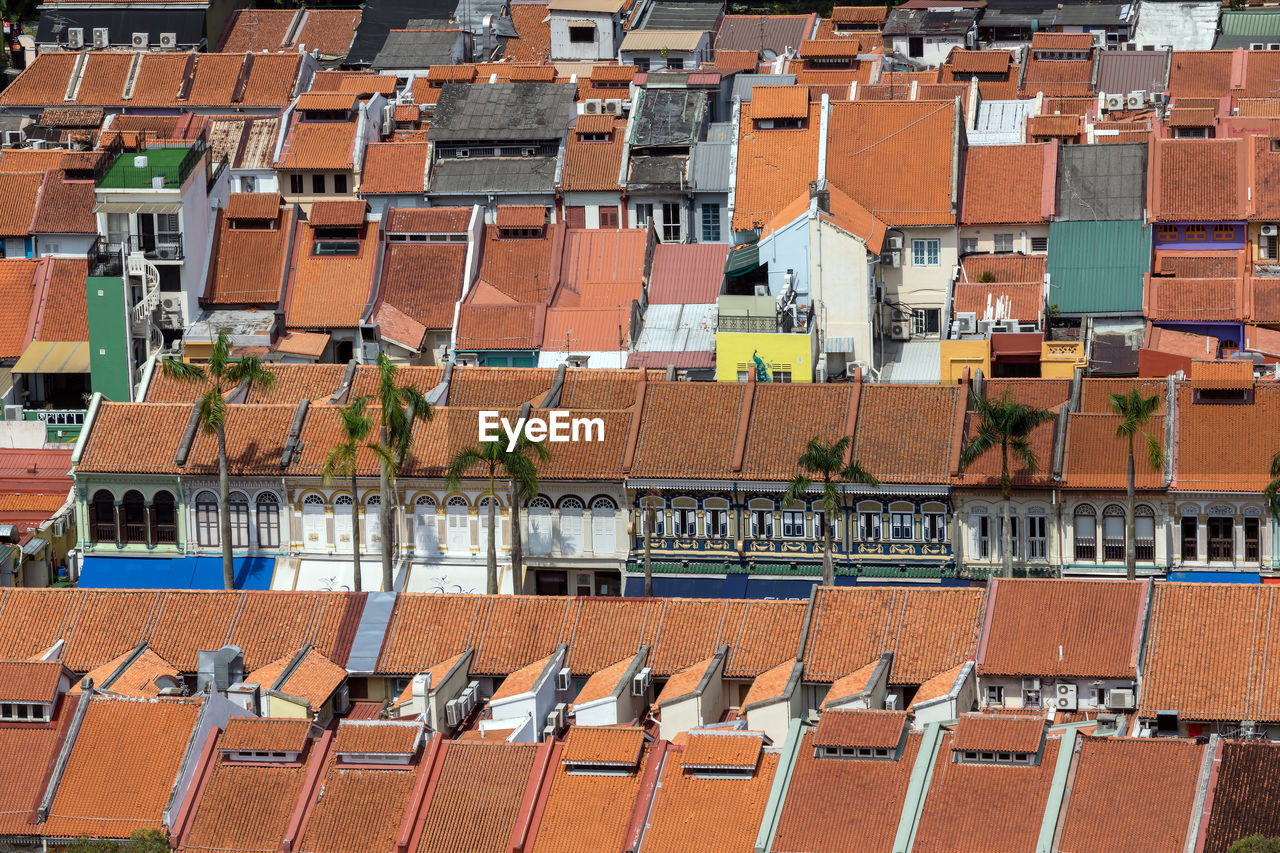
[{"left": 1153, "top": 222, "right": 1245, "bottom": 251}]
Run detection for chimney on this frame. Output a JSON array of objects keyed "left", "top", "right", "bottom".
[{"left": 808, "top": 178, "right": 830, "bottom": 214}]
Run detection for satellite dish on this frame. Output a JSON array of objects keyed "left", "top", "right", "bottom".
[{"left": 761, "top": 49, "right": 777, "bottom": 61}]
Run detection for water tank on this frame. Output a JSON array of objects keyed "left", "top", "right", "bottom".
[{"left": 133, "top": 155, "right": 149, "bottom": 169}]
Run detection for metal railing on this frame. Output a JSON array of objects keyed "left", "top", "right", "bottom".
[
  {"left": 93, "top": 523, "right": 116, "bottom": 544},
  {"left": 1103, "top": 538, "right": 1125, "bottom": 561},
  {"left": 718, "top": 314, "right": 777, "bottom": 334},
  {"left": 1136, "top": 539, "right": 1155, "bottom": 561},
  {"left": 1074, "top": 539, "right": 1096, "bottom": 561},
  {"left": 153, "top": 523, "right": 178, "bottom": 545}
]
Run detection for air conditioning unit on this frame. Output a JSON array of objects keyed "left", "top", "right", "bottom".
[
  {"left": 543, "top": 722, "right": 557, "bottom": 740},
  {"left": 131, "top": 32, "right": 149, "bottom": 49},
  {"left": 155, "top": 245, "right": 180, "bottom": 260},
  {"left": 887, "top": 235, "right": 903, "bottom": 251},
  {"left": 454, "top": 148, "right": 470, "bottom": 158},
  {"left": 2, "top": 130, "right": 21, "bottom": 146},
  {"left": 28, "top": 139, "right": 46, "bottom": 149},
  {"left": 584, "top": 98, "right": 603, "bottom": 114},
  {"left": 67, "top": 28, "right": 84, "bottom": 49},
  {"left": 1055, "top": 682, "right": 1078, "bottom": 711},
  {"left": 92, "top": 28, "right": 109, "bottom": 49},
  {"left": 53, "top": 516, "right": 67, "bottom": 537},
  {"left": 158, "top": 32, "right": 177, "bottom": 49},
  {"left": 884, "top": 693, "right": 899, "bottom": 711},
  {"left": 889, "top": 321, "right": 911, "bottom": 341},
  {"left": 545, "top": 710, "right": 559, "bottom": 733},
  {"left": 2, "top": 405, "right": 22, "bottom": 422},
  {"left": 995, "top": 320, "right": 1020, "bottom": 333},
  {"left": 161, "top": 297, "right": 181, "bottom": 314},
  {"left": 1105, "top": 93, "right": 1125, "bottom": 111},
  {"left": 380, "top": 103, "right": 393, "bottom": 137},
  {"left": 553, "top": 702, "right": 567, "bottom": 729},
  {"left": 521, "top": 147, "right": 536, "bottom": 157},
  {"left": 1022, "top": 677, "right": 1041, "bottom": 692},
  {"left": 977, "top": 319, "right": 996, "bottom": 336},
  {"left": 880, "top": 250, "right": 901, "bottom": 268},
  {"left": 1106, "top": 688, "right": 1135, "bottom": 709},
  {"left": 1149, "top": 91, "right": 1167, "bottom": 106},
  {"left": 604, "top": 98, "right": 624, "bottom": 114},
  {"left": 955, "top": 311, "right": 977, "bottom": 334},
  {"left": 1263, "top": 224, "right": 1278, "bottom": 237},
  {"left": 631, "top": 666, "right": 652, "bottom": 697},
  {"left": 556, "top": 667, "right": 571, "bottom": 692},
  {"left": 445, "top": 697, "right": 462, "bottom": 727},
  {"left": 1127, "top": 91, "right": 1145, "bottom": 109}
]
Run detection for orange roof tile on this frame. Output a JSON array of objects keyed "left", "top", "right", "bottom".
[
  {"left": 821, "top": 659, "right": 880, "bottom": 709},
  {"left": 643, "top": 744, "right": 777, "bottom": 853},
  {"left": 0, "top": 589, "right": 82, "bottom": 664},
  {"left": 803, "top": 586, "right": 985, "bottom": 684},
  {"left": 492, "top": 653, "right": 553, "bottom": 700},
  {"left": 854, "top": 383, "right": 960, "bottom": 483},
  {"left": 1152, "top": 137, "right": 1246, "bottom": 221},
  {"left": 1057, "top": 736, "right": 1204, "bottom": 853},
  {"left": 740, "top": 659, "right": 796, "bottom": 709},
  {"left": 1176, "top": 383, "right": 1280, "bottom": 491},
  {"left": 182, "top": 750, "right": 314, "bottom": 853},
  {"left": 309, "top": 199, "right": 368, "bottom": 227},
  {"left": 1201, "top": 740, "right": 1280, "bottom": 849},
  {"left": 504, "top": 4, "right": 553, "bottom": 62},
  {"left": 909, "top": 662, "right": 966, "bottom": 710},
  {"left": 569, "top": 656, "right": 635, "bottom": 709},
  {"left": 1189, "top": 358, "right": 1254, "bottom": 389},
  {"left": 361, "top": 142, "right": 430, "bottom": 194},
  {"left": 951, "top": 713, "right": 1046, "bottom": 753},
  {"left": 35, "top": 258, "right": 89, "bottom": 342},
  {"left": 203, "top": 206, "right": 294, "bottom": 305},
  {"left": 0, "top": 172, "right": 41, "bottom": 237},
  {"left": 247, "top": 647, "right": 347, "bottom": 708},
  {"left": 378, "top": 241, "right": 466, "bottom": 331},
  {"left": 30, "top": 172, "right": 95, "bottom": 235},
  {"left": 79, "top": 647, "right": 178, "bottom": 698},
  {"left": 772, "top": 728, "right": 920, "bottom": 852},
  {"left": 286, "top": 220, "right": 379, "bottom": 329},
  {"left": 561, "top": 726, "right": 645, "bottom": 766},
  {"left": 386, "top": 207, "right": 473, "bottom": 233},
  {"left": 496, "top": 205, "right": 548, "bottom": 229},
  {"left": 832, "top": 5, "right": 886, "bottom": 24},
  {"left": 274, "top": 330, "right": 330, "bottom": 358},
  {"left": 945, "top": 48, "right": 1012, "bottom": 74},
  {"left": 41, "top": 697, "right": 201, "bottom": 839},
  {"left": 416, "top": 741, "right": 539, "bottom": 852},
  {"left": 220, "top": 717, "right": 311, "bottom": 753},
  {"left": 561, "top": 117, "right": 626, "bottom": 191},
  {"left": 275, "top": 121, "right": 358, "bottom": 170},
  {"left": 0, "top": 697, "right": 68, "bottom": 836},
  {"left": 656, "top": 655, "right": 717, "bottom": 707},
  {"left": 529, "top": 739, "right": 650, "bottom": 853},
  {"left": 59, "top": 591, "right": 161, "bottom": 673},
  {"left": 952, "top": 283, "right": 1044, "bottom": 325},
  {"left": 297, "top": 758, "right": 418, "bottom": 853},
  {"left": 1027, "top": 113, "right": 1082, "bottom": 138},
  {"left": 296, "top": 91, "right": 360, "bottom": 112},
  {"left": 333, "top": 720, "right": 423, "bottom": 755},
  {"left": 475, "top": 226, "right": 555, "bottom": 303},
  {"left": 226, "top": 192, "right": 283, "bottom": 219},
  {"left": 220, "top": 9, "right": 295, "bottom": 52},
  {"left": 0, "top": 660, "right": 65, "bottom": 703},
  {"left": 913, "top": 731, "right": 1059, "bottom": 851},
  {"left": 682, "top": 733, "right": 763, "bottom": 769},
  {"left": 733, "top": 100, "right": 822, "bottom": 231},
  {"left": 455, "top": 304, "right": 542, "bottom": 351},
  {"left": 296, "top": 9, "right": 362, "bottom": 56},
  {"left": 825, "top": 100, "right": 957, "bottom": 227},
  {"left": 813, "top": 709, "right": 907, "bottom": 749},
  {"left": 961, "top": 143, "right": 1051, "bottom": 225},
  {"left": 751, "top": 85, "right": 811, "bottom": 120},
  {"left": 1061, "top": 411, "right": 1165, "bottom": 490}
]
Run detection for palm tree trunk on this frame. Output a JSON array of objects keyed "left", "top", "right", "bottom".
[
  {"left": 822, "top": 524, "right": 833, "bottom": 587},
  {"left": 1002, "top": 500, "right": 1013, "bottom": 579},
  {"left": 216, "top": 424, "right": 234, "bottom": 590},
  {"left": 643, "top": 499, "right": 654, "bottom": 597},
  {"left": 508, "top": 478, "right": 523, "bottom": 594},
  {"left": 486, "top": 476, "right": 498, "bottom": 595},
  {"left": 350, "top": 472, "right": 362, "bottom": 593},
  {"left": 380, "top": 426, "right": 393, "bottom": 593},
  {"left": 1125, "top": 444, "right": 1137, "bottom": 581}
]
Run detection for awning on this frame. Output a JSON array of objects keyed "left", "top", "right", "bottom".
[
  {"left": 724, "top": 240, "right": 761, "bottom": 277},
  {"left": 93, "top": 201, "right": 182, "bottom": 215},
  {"left": 13, "top": 341, "right": 90, "bottom": 375},
  {"left": 78, "top": 555, "right": 275, "bottom": 590}
]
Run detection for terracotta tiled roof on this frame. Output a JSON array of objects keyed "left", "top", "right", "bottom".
[
  {"left": 960, "top": 254, "right": 1046, "bottom": 284},
  {"left": 1077, "top": 378, "right": 1166, "bottom": 414},
  {"left": 0, "top": 697, "right": 68, "bottom": 836},
  {"left": 821, "top": 659, "right": 880, "bottom": 708},
  {"left": 813, "top": 709, "right": 907, "bottom": 749},
  {"left": 1201, "top": 741, "right": 1280, "bottom": 850},
  {"left": 378, "top": 241, "right": 467, "bottom": 330},
  {"left": 1253, "top": 135, "right": 1280, "bottom": 221},
  {"left": 416, "top": 741, "right": 539, "bottom": 852},
  {"left": 628, "top": 381, "right": 743, "bottom": 478},
  {"left": 713, "top": 49, "right": 760, "bottom": 73},
  {"left": 0, "top": 660, "right": 64, "bottom": 702},
  {"left": 183, "top": 749, "right": 314, "bottom": 853},
  {"left": 738, "top": 384, "right": 860, "bottom": 479},
  {"left": 203, "top": 207, "right": 294, "bottom": 305},
  {"left": 297, "top": 756, "right": 418, "bottom": 853},
  {"left": 909, "top": 662, "right": 966, "bottom": 710},
  {"left": 1021, "top": 54, "right": 1094, "bottom": 97},
  {"left": 220, "top": 9, "right": 295, "bottom": 51},
  {"left": 1151, "top": 138, "right": 1246, "bottom": 221},
  {"left": 561, "top": 116, "right": 626, "bottom": 191},
  {"left": 34, "top": 258, "right": 89, "bottom": 342},
  {"left": 740, "top": 659, "right": 795, "bottom": 709},
  {"left": 530, "top": 737, "right": 650, "bottom": 853},
  {"left": 682, "top": 733, "right": 763, "bottom": 769},
  {"left": 945, "top": 48, "right": 1011, "bottom": 74},
  {"left": 832, "top": 5, "right": 886, "bottom": 23},
  {"left": 226, "top": 192, "right": 282, "bottom": 220},
  {"left": 0, "top": 172, "right": 41, "bottom": 237},
  {"left": 569, "top": 656, "right": 635, "bottom": 709},
  {"left": 961, "top": 144, "right": 1051, "bottom": 224},
  {"left": 952, "top": 283, "right": 1044, "bottom": 325},
  {"left": 333, "top": 720, "right": 422, "bottom": 755},
  {"left": 733, "top": 99, "right": 822, "bottom": 230},
  {"left": 643, "top": 744, "right": 778, "bottom": 853},
  {"left": 295, "top": 91, "right": 360, "bottom": 112},
  {"left": 30, "top": 173, "right": 95, "bottom": 235},
  {"left": 41, "top": 696, "right": 202, "bottom": 839},
  {"left": 286, "top": 220, "right": 379, "bottom": 329},
  {"left": 361, "top": 142, "right": 430, "bottom": 194},
  {"left": 1189, "top": 358, "right": 1254, "bottom": 389},
  {"left": 913, "top": 731, "right": 1059, "bottom": 851},
  {"left": 853, "top": 383, "right": 960, "bottom": 483},
  {"left": 751, "top": 85, "right": 810, "bottom": 120},
  {"left": 1057, "top": 736, "right": 1205, "bottom": 852},
  {"left": 247, "top": 647, "right": 347, "bottom": 708},
  {"left": 309, "top": 200, "right": 367, "bottom": 227},
  {"left": 825, "top": 100, "right": 957, "bottom": 227},
  {"left": 220, "top": 717, "right": 311, "bottom": 753},
  {"left": 275, "top": 121, "right": 358, "bottom": 170},
  {"left": 475, "top": 227, "right": 555, "bottom": 303},
  {"left": 296, "top": 9, "right": 362, "bottom": 56},
  {"left": 772, "top": 728, "right": 920, "bottom": 853},
  {"left": 803, "top": 586, "right": 985, "bottom": 684},
  {"left": 560, "top": 726, "right": 645, "bottom": 766},
  {"left": 954, "top": 379, "right": 1066, "bottom": 488},
  {"left": 656, "top": 655, "right": 716, "bottom": 706},
  {"left": 455, "top": 304, "right": 543, "bottom": 351},
  {"left": 1026, "top": 113, "right": 1081, "bottom": 138},
  {"left": 1061, "top": 413, "right": 1165, "bottom": 490},
  {"left": 1176, "top": 384, "right": 1280, "bottom": 491},
  {"left": 951, "top": 713, "right": 1046, "bottom": 753},
  {"left": 496, "top": 206, "right": 547, "bottom": 229},
  {"left": 79, "top": 647, "right": 178, "bottom": 698},
  {"left": 386, "top": 207, "right": 473, "bottom": 233},
  {"left": 492, "top": 653, "right": 553, "bottom": 701}
]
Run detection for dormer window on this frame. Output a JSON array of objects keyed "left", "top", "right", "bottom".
[
  {"left": 834, "top": 21, "right": 858, "bottom": 31},
  {"left": 578, "top": 131, "right": 612, "bottom": 142},
  {"left": 230, "top": 217, "right": 276, "bottom": 231},
  {"left": 958, "top": 750, "right": 1033, "bottom": 764},
  {"left": 755, "top": 118, "right": 804, "bottom": 130},
  {"left": 498, "top": 227, "right": 544, "bottom": 239},
  {"left": 0, "top": 702, "right": 50, "bottom": 722},
  {"left": 313, "top": 225, "right": 361, "bottom": 255}
]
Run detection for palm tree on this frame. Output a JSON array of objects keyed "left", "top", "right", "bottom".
[
  {"left": 368, "top": 354, "right": 432, "bottom": 592},
  {"left": 162, "top": 330, "right": 275, "bottom": 589},
  {"left": 782, "top": 437, "right": 879, "bottom": 587},
  {"left": 1111, "top": 386, "right": 1165, "bottom": 581},
  {"left": 640, "top": 487, "right": 661, "bottom": 597},
  {"left": 445, "top": 433, "right": 547, "bottom": 595},
  {"left": 1265, "top": 453, "right": 1280, "bottom": 529},
  {"left": 506, "top": 438, "right": 550, "bottom": 590},
  {"left": 321, "top": 397, "right": 373, "bottom": 592},
  {"left": 959, "top": 389, "right": 1054, "bottom": 579}
]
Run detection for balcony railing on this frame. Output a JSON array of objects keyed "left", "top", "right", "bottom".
[
  {"left": 1136, "top": 539, "right": 1155, "bottom": 562},
  {"left": 93, "top": 523, "right": 116, "bottom": 544},
  {"left": 123, "top": 522, "right": 147, "bottom": 544},
  {"left": 719, "top": 314, "right": 777, "bottom": 334},
  {"left": 1074, "top": 539, "right": 1096, "bottom": 561},
  {"left": 1103, "top": 538, "right": 1125, "bottom": 561},
  {"left": 153, "top": 523, "right": 178, "bottom": 545}
]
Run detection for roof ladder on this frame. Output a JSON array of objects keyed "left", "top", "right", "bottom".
[
  {"left": 63, "top": 51, "right": 88, "bottom": 102},
  {"left": 121, "top": 52, "right": 143, "bottom": 101}
]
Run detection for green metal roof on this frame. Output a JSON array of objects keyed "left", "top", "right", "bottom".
[
  {"left": 725, "top": 240, "right": 761, "bottom": 277},
  {"left": 1221, "top": 10, "right": 1280, "bottom": 37},
  {"left": 1046, "top": 220, "right": 1150, "bottom": 315}
]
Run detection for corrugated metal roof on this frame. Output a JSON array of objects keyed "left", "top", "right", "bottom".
[
  {"left": 692, "top": 140, "right": 731, "bottom": 191},
  {"left": 1055, "top": 143, "right": 1147, "bottom": 221},
  {"left": 1046, "top": 220, "right": 1150, "bottom": 314},
  {"left": 731, "top": 73, "right": 796, "bottom": 102},
  {"left": 1095, "top": 51, "right": 1169, "bottom": 95},
  {"left": 1220, "top": 9, "right": 1280, "bottom": 36},
  {"left": 706, "top": 121, "right": 735, "bottom": 143},
  {"left": 635, "top": 302, "right": 717, "bottom": 352},
  {"left": 648, "top": 242, "right": 727, "bottom": 304},
  {"left": 967, "top": 99, "right": 1036, "bottom": 147}
]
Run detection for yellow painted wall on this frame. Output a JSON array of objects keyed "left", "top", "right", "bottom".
[
  {"left": 264, "top": 694, "right": 310, "bottom": 719},
  {"left": 715, "top": 332, "right": 814, "bottom": 382},
  {"left": 1041, "top": 341, "right": 1087, "bottom": 378},
  {"left": 940, "top": 339, "right": 990, "bottom": 383}
]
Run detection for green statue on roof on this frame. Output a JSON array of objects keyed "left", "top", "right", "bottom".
[{"left": 752, "top": 351, "right": 771, "bottom": 383}]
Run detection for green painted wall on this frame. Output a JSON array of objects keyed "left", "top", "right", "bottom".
[{"left": 86, "top": 274, "right": 132, "bottom": 402}]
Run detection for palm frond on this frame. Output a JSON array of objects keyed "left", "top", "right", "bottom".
[
  {"left": 1144, "top": 432, "right": 1164, "bottom": 472},
  {"left": 195, "top": 388, "right": 227, "bottom": 435},
  {"left": 782, "top": 475, "right": 812, "bottom": 508},
  {"left": 843, "top": 460, "right": 879, "bottom": 488},
  {"left": 445, "top": 446, "right": 487, "bottom": 491},
  {"left": 160, "top": 357, "right": 207, "bottom": 383}
]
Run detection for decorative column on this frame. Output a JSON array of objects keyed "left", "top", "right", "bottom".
[
  {"left": 144, "top": 500, "right": 153, "bottom": 549},
  {"left": 113, "top": 500, "right": 123, "bottom": 548}
]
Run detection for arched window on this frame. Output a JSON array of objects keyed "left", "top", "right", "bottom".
[
  {"left": 152, "top": 491, "right": 177, "bottom": 545},
  {"left": 1073, "top": 505, "right": 1096, "bottom": 561},
  {"left": 122, "top": 490, "right": 146, "bottom": 544},
  {"left": 195, "top": 491, "right": 219, "bottom": 547},
  {"left": 639, "top": 495, "right": 665, "bottom": 538},
  {"left": 229, "top": 492, "right": 250, "bottom": 548},
  {"left": 1103, "top": 505, "right": 1125, "bottom": 561},
  {"left": 413, "top": 495, "right": 438, "bottom": 554},
  {"left": 365, "top": 494, "right": 381, "bottom": 549},
  {"left": 302, "top": 494, "right": 326, "bottom": 548},
  {"left": 256, "top": 493, "right": 280, "bottom": 549},
  {"left": 528, "top": 496, "right": 553, "bottom": 556},
  {"left": 704, "top": 497, "right": 729, "bottom": 539},
  {"left": 479, "top": 495, "right": 502, "bottom": 551},
  {"left": 1135, "top": 504, "right": 1156, "bottom": 562},
  {"left": 591, "top": 497, "right": 617, "bottom": 554},
  {"left": 334, "top": 494, "right": 355, "bottom": 553},
  {"left": 91, "top": 490, "right": 116, "bottom": 544},
  {"left": 672, "top": 497, "right": 699, "bottom": 539},
  {"left": 749, "top": 498, "right": 775, "bottom": 539},
  {"left": 812, "top": 500, "right": 838, "bottom": 542},
  {"left": 559, "top": 496, "right": 583, "bottom": 555},
  {"left": 446, "top": 496, "right": 470, "bottom": 551}
]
